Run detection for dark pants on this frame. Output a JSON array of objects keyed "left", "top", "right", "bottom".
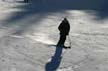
[{"left": 57, "top": 34, "right": 66, "bottom": 46}]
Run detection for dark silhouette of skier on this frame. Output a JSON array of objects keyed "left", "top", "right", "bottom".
[{"left": 57, "top": 18, "right": 70, "bottom": 48}]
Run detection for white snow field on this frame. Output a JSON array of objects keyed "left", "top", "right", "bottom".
[{"left": 0, "top": 0, "right": 108, "bottom": 71}]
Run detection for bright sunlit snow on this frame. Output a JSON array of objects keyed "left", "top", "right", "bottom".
[{"left": 0, "top": 0, "right": 108, "bottom": 71}]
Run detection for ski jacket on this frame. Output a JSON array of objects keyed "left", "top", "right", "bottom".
[{"left": 58, "top": 19, "right": 70, "bottom": 35}]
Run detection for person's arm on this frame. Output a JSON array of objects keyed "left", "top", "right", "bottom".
[{"left": 58, "top": 22, "right": 63, "bottom": 31}]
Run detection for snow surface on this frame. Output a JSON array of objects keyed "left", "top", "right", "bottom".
[{"left": 0, "top": 0, "right": 108, "bottom": 71}]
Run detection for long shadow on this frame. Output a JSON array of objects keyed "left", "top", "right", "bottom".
[{"left": 45, "top": 46, "right": 63, "bottom": 71}]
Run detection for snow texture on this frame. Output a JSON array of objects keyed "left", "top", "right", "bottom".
[{"left": 0, "top": 0, "right": 108, "bottom": 71}]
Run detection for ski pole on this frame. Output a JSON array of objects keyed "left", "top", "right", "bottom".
[{"left": 67, "top": 35, "right": 71, "bottom": 48}]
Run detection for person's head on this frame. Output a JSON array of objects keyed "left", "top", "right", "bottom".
[
  {"left": 63, "top": 18, "right": 68, "bottom": 23},
  {"left": 64, "top": 18, "right": 67, "bottom": 20}
]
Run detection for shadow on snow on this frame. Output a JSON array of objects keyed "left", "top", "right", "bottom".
[
  {"left": 45, "top": 46, "right": 63, "bottom": 71},
  {"left": 4, "top": 0, "right": 108, "bottom": 22},
  {"left": 2, "top": 0, "right": 108, "bottom": 35}
]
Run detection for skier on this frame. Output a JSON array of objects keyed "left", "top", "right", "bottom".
[{"left": 57, "top": 18, "right": 70, "bottom": 48}]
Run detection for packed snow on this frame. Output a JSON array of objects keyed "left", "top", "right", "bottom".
[{"left": 0, "top": 0, "right": 108, "bottom": 71}]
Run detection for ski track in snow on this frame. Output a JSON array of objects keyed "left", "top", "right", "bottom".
[{"left": 0, "top": 0, "right": 108, "bottom": 71}]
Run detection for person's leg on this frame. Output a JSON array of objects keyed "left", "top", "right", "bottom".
[{"left": 57, "top": 35, "right": 66, "bottom": 46}]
